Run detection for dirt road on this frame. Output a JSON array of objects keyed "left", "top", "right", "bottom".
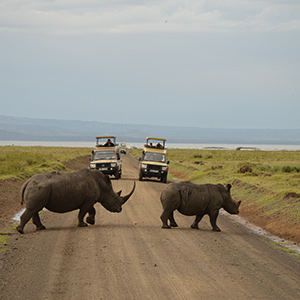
[{"left": 1, "top": 155, "right": 300, "bottom": 300}]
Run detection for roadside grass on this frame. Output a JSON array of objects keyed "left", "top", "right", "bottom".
[
  {"left": 0, "top": 233, "right": 10, "bottom": 253},
  {"left": 129, "top": 148, "right": 300, "bottom": 228},
  {"left": 0, "top": 146, "right": 91, "bottom": 179},
  {"left": 270, "top": 241, "right": 300, "bottom": 259},
  {"left": 0, "top": 227, "right": 15, "bottom": 253}
]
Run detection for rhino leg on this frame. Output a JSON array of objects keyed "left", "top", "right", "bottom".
[
  {"left": 191, "top": 213, "right": 205, "bottom": 229},
  {"left": 17, "top": 208, "right": 39, "bottom": 234},
  {"left": 169, "top": 211, "right": 178, "bottom": 227},
  {"left": 32, "top": 212, "right": 46, "bottom": 231},
  {"left": 78, "top": 212, "right": 88, "bottom": 227},
  {"left": 86, "top": 207, "right": 96, "bottom": 225},
  {"left": 78, "top": 203, "right": 94, "bottom": 227},
  {"left": 209, "top": 210, "right": 221, "bottom": 231},
  {"left": 160, "top": 209, "right": 173, "bottom": 228}
]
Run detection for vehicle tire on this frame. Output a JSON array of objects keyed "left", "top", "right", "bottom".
[
  {"left": 139, "top": 171, "right": 143, "bottom": 181},
  {"left": 161, "top": 174, "right": 167, "bottom": 183},
  {"left": 115, "top": 171, "right": 120, "bottom": 179}
]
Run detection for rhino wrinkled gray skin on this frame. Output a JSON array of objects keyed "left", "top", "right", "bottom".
[
  {"left": 17, "top": 169, "right": 135, "bottom": 234},
  {"left": 160, "top": 181, "right": 241, "bottom": 231}
]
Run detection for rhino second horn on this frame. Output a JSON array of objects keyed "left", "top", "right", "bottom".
[{"left": 121, "top": 182, "right": 136, "bottom": 204}]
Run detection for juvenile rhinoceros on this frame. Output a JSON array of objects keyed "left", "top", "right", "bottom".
[
  {"left": 17, "top": 168, "right": 135, "bottom": 234},
  {"left": 160, "top": 181, "right": 241, "bottom": 231}
]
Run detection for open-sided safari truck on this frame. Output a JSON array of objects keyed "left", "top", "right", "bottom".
[
  {"left": 89, "top": 136, "right": 122, "bottom": 179},
  {"left": 139, "top": 137, "right": 169, "bottom": 183}
]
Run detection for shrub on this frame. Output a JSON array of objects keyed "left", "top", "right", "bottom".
[
  {"left": 282, "top": 166, "right": 300, "bottom": 173},
  {"left": 257, "top": 165, "right": 272, "bottom": 172}
]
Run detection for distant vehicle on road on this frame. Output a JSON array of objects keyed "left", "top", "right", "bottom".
[
  {"left": 139, "top": 137, "right": 169, "bottom": 183},
  {"left": 89, "top": 136, "right": 122, "bottom": 179},
  {"left": 120, "top": 143, "right": 127, "bottom": 154},
  {"left": 129, "top": 145, "right": 137, "bottom": 150}
]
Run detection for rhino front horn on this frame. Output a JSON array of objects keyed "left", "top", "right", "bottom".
[{"left": 121, "top": 182, "right": 136, "bottom": 204}]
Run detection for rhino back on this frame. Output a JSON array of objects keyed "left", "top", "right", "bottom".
[
  {"left": 24, "top": 170, "right": 100, "bottom": 213},
  {"left": 177, "top": 183, "right": 220, "bottom": 215},
  {"left": 160, "top": 182, "right": 223, "bottom": 216}
]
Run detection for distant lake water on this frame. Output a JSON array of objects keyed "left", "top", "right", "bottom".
[{"left": 0, "top": 141, "right": 299, "bottom": 151}]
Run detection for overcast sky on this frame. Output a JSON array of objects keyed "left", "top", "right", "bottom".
[{"left": 1, "top": 0, "right": 299, "bottom": 129}]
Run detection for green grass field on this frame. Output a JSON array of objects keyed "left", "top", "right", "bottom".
[
  {"left": 130, "top": 148, "right": 300, "bottom": 188},
  {"left": 129, "top": 148, "right": 300, "bottom": 225},
  {"left": 1, "top": 146, "right": 300, "bottom": 229},
  {"left": 0, "top": 146, "right": 91, "bottom": 179}
]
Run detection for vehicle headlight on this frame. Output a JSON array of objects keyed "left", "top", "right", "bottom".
[
  {"left": 162, "top": 166, "right": 168, "bottom": 171},
  {"left": 141, "top": 164, "right": 148, "bottom": 169},
  {"left": 90, "top": 163, "right": 96, "bottom": 169},
  {"left": 111, "top": 163, "right": 117, "bottom": 167}
]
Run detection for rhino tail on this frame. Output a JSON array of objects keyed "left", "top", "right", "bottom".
[{"left": 20, "top": 179, "right": 30, "bottom": 205}]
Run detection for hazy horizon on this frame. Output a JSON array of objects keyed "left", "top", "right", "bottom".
[{"left": 1, "top": 115, "right": 299, "bottom": 146}]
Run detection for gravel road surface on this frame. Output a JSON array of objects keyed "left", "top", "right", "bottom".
[{"left": 1, "top": 155, "right": 300, "bottom": 300}]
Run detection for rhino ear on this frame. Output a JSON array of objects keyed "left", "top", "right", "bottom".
[{"left": 226, "top": 184, "right": 232, "bottom": 191}]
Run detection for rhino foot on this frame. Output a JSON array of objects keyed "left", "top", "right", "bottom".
[
  {"left": 36, "top": 226, "right": 46, "bottom": 231},
  {"left": 212, "top": 227, "right": 221, "bottom": 232},
  {"left": 78, "top": 222, "right": 88, "bottom": 227},
  {"left": 170, "top": 223, "right": 178, "bottom": 227},
  {"left": 16, "top": 226, "right": 24, "bottom": 234},
  {"left": 191, "top": 224, "right": 199, "bottom": 229},
  {"left": 162, "top": 225, "right": 172, "bottom": 229},
  {"left": 86, "top": 216, "right": 95, "bottom": 225}
]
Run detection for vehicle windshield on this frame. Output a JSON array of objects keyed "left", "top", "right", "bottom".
[
  {"left": 143, "top": 152, "right": 166, "bottom": 163},
  {"left": 94, "top": 151, "right": 116, "bottom": 160}
]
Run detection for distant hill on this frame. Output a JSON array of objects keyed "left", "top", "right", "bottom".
[{"left": 0, "top": 115, "right": 299, "bottom": 145}]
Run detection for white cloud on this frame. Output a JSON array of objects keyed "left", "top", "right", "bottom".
[
  {"left": 255, "top": 4, "right": 300, "bottom": 31},
  {"left": 0, "top": 0, "right": 299, "bottom": 34}
]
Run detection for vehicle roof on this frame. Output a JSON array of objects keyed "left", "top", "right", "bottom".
[
  {"left": 95, "top": 136, "right": 116, "bottom": 139},
  {"left": 146, "top": 137, "right": 166, "bottom": 142}
]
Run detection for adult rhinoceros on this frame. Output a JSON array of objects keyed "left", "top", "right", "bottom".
[
  {"left": 17, "top": 168, "right": 135, "bottom": 234},
  {"left": 160, "top": 181, "right": 241, "bottom": 231}
]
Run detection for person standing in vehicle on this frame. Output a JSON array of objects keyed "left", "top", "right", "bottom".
[{"left": 104, "top": 139, "right": 114, "bottom": 147}]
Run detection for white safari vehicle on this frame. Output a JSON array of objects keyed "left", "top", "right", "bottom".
[
  {"left": 120, "top": 143, "right": 127, "bottom": 154},
  {"left": 139, "top": 137, "right": 169, "bottom": 183},
  {"left": 89, "top": 136, "right": 122, "bottom": 179}
]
